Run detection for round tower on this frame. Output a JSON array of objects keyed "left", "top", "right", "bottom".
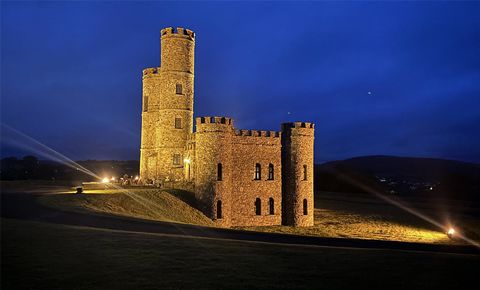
[
  {"left": 281, "top": 122, "right": 315, "bottom": 227},
  {"left": 194, "top": 116, "right": 234, "bottom": 227},
  {"left": 140, "top": 27, "right": 195, "bottom": 182}
]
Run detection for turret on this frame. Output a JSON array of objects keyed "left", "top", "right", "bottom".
[
  {"left": 281, "top": 122, "right": 315, "bottom": 227},
  {"left": 140, "top": 27, "right": 195, "bottom": 182},
  {"left": 194, "top": 116, "right": 234, "bottom": 227}
]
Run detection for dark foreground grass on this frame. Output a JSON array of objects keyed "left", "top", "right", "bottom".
[{"left": 2, "top": 218, "right": 479, "bottom": 289}]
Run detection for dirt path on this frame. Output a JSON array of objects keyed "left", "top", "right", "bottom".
[{"left": 1, "top": 191, "right": 479, "bottom": 255}]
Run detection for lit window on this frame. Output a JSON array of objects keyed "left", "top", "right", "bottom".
[
  {"left": 173, "top": 154, "right": 181, "bottom": 165},
  {"left": 269, "top": 198, "right": 274, "bottom": 215},
  {"left": 255, "top": 198, "right": 261, "bottom": 215},
  {"left": 175, "top": 117, "right": 182, "bottom": 129},
  {"left": 176, "top": 84, "right": 183, "bottom": 95},
  {"left": 268, "top": 164, "right": 274, "bottom": 180},
  {"left": 254, "top": 163, "right": 261, "bottom": 180}
]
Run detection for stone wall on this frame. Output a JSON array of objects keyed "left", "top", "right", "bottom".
[
  {"left": 281, "top": 122, "right": 315, "bottom": 227},
  {"left": 140, "top": 27, "right": 195, "bottom": 183}
]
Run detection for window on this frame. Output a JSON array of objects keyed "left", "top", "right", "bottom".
[
  {"left": 217, "top": 163, "right": 222, "bottom": 181},
  {"left": 269, "top": 198, "right": 274, "bottom": 215},
  {"left": 254, "top": 163, "right": 261, "bottom": 180},
  {"left": 173, "top": 154, "right": 181, "bottom": 165},
  {"left": 303, "top": 165, "right": 308, "bottom": 181},
  {"left": 143, "top": 95, "right": 148, "bottom": 112},
  {"left": 175, "top": 117, "right": 182, "bottom": 129},
  {"left": 255, "top": 198, "right": 261, "bottom": 215},
  {"left": 303, "top": 199, "right": 308, "bottom": 215},
  {"left": 268, "top": 164, "right": 274, "bottom": 180},
  {"left": 176, "top": 83, "right": 183, "bottom": 95},
  {"left": 217, "top": 200, "right": 222, "bottom": 219}
]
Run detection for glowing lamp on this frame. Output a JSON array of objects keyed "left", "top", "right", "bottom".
[
  {"left": 184, "top": 158, "right": 191, "bottom": 164},
  {"left": 102, "top": 177, "right": 109, "bottom": 183},
  {"left": 135, "top": 176, "right": 139, "bottom": 180},
  {"left": 111, "top": 177, "right": 115, "bottom": 181},
  {"left": 447, "top": 228, "right": 455, "bottom": 239}
]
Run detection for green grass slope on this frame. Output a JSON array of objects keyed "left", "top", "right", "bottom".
[{"left": 39, "top": 189, "right": 214, "bottom": 227}]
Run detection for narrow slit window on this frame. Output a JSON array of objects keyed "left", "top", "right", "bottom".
[
  {"left": 255, "top": 198, "right": 261, "bottom": 215},
  {"left": 269, "top": 198, "right": 274, "bottom": 215},
  {"left": 303, "top": 165, "right": 308, "bottom": 181},
  {"left": 176, "top": 83, "right": 183, "bottom": 95},
  {"left": 175, "top": 117, "right": 182, "bottom": 129},
  {"left": 254, "top": 163, "right": 261, "bottom": 180},
  {"left": 268, "top": 164, "right": 274, "bottom": 180},
  {"left": 303, "top": 199, "right": 308, "bottom": 215},
  {"left": 217, "top": 200, "right": 222, "bottom": 219},
  {"left": 217, "top": 163, "right": 222, "bottom": 181},
  {"left": 143, "top": 95, "right": 148, "bottom": 112}
]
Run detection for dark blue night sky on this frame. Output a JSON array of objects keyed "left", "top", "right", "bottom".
[{"left": 2, "top": 1, "right": 480, "bottom": 163}]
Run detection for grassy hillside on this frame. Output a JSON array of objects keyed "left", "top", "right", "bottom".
[{"left": 39, "top": 189, "right": 214, "bottom": 227}]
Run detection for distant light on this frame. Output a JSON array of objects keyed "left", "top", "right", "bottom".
[
  {"left": 135, "top": 176, "right": 139, "bottom": 180},
  {"left": 111, "top": 176, "right": 115, "bottom": 181},
  {"left": 447, "top": 228, "right": 455, "bottom": 238},
  {"left": 102, "top": 177, "right": 109, "bottom": 183},
  {"left": 184, "top": 158, "right": 190, "bottom": 164},
  {"left": 429, "top": 187, "right": 433, "bottom": 190},
  {"left": 367, "top": 91, "right": 372, "bottom": 95},
  {"left": 287, "top": 112, "right": 291, "bottom": 115}
]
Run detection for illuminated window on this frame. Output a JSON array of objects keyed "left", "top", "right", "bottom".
[
  {"left": 269, "top": 198, "right": 274, "bottom": 215},
  {"left": 303, "top": 165, "right": 307, "bottom": 181},
  {"left": 173, "top": 154, "right": 181, "bottom": 165},
  {"left": 303, "top": 199, "right": 308, "bottom": 215},
  {"left": 255, "top": 198, "right": 261, "bottom": 215},
  {"left": 175, "top": 117, "right": 182, "bottom": 129},
  {"left": 143, "top": 95, "right": 148, "bottom": 112},
  {"left": 268, "top": 164, "right": 274, "bottom": 180},
  {"left": 217, "top": 163, "right": 222, "bottom": 181},
  {"left": 176, "top": 84, "right": 183, "bottom": 95},
  {"left": 217, "top": 200, "right": 222, "bottom": 219},
  {"left": 254, "top": 163, "right": 261, "bottom": 180}
]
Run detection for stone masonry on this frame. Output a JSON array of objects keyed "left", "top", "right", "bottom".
[{"left": 140, "top": 27, "right": 315, "bottom": 227}]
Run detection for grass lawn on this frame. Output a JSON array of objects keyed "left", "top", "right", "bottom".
[{"left": 2, "top": 218, "right": 479, "bottom": 289}]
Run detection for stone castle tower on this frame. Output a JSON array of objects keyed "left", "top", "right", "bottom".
[
  {"left": 140, "top": 27, "right": 195, "bottom": 181},
  {"left": 140, "top": 27, "right": 314, "bottom": 228}
]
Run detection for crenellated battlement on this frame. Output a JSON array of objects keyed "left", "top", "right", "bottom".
[
  {"left": 161, "top": 27, "right": 195, "bottom": 40},
  {"left": 142, "top": 67, "right": 160, "bottom": 76},
  {"left": 235, "top": 129, "right": 281, "bottom": 138},
  {"left": 281, "top": 122, "right": 315, "bottom": 131},
  {"left": 196, "top": 116, "right": 234, "bottom": 126}
]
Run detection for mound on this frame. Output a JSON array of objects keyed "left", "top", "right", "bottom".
[{"left": 39, "top": 189, "right": 214, "bottom": 227}]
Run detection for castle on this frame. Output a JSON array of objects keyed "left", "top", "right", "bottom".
[{"left": 140, "top": 27, "right": 314, "bottom": 227}]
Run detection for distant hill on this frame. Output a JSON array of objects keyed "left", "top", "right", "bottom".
[{"left": 315, "top": 156, "right": 480, "bottom": 202}]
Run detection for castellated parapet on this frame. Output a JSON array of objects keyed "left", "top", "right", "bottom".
[
  {"left": 281, "top": 122, "right": 315, "bottom": 227},
  {"left": 140, "top": 28, "right": 315, "bottom": 228}
]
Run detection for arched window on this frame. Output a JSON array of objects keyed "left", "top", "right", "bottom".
[
  {"left": 254, "top": 163, "right": 261, "bottom": 180},
  {"left": 217, "top": 163, "right": 222, "bottom": 181},
  {"left": 176, "top": 83, "right": 183, "bottom": 95},
  {"left": 303, "top": 165, "right": 308, "bottom": 181},
  {"left": 303, "top": 199, "right": 308, "bottom": 215},
  {"left": 268, "top": 164, "right": 274, "bottom": 180},
  {"left": 255, "top": 198, "right": 261, "bottom": 215},
  {"left": 269, "top": 198, "right": 274, "bottom": 215},
  {"left": 217, "top": 200, "right": 222, "bottom": 219}
]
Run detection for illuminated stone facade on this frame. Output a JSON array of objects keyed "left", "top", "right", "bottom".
[{"left": 140, "top": 27, "right": 314, "bottom": 227}]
